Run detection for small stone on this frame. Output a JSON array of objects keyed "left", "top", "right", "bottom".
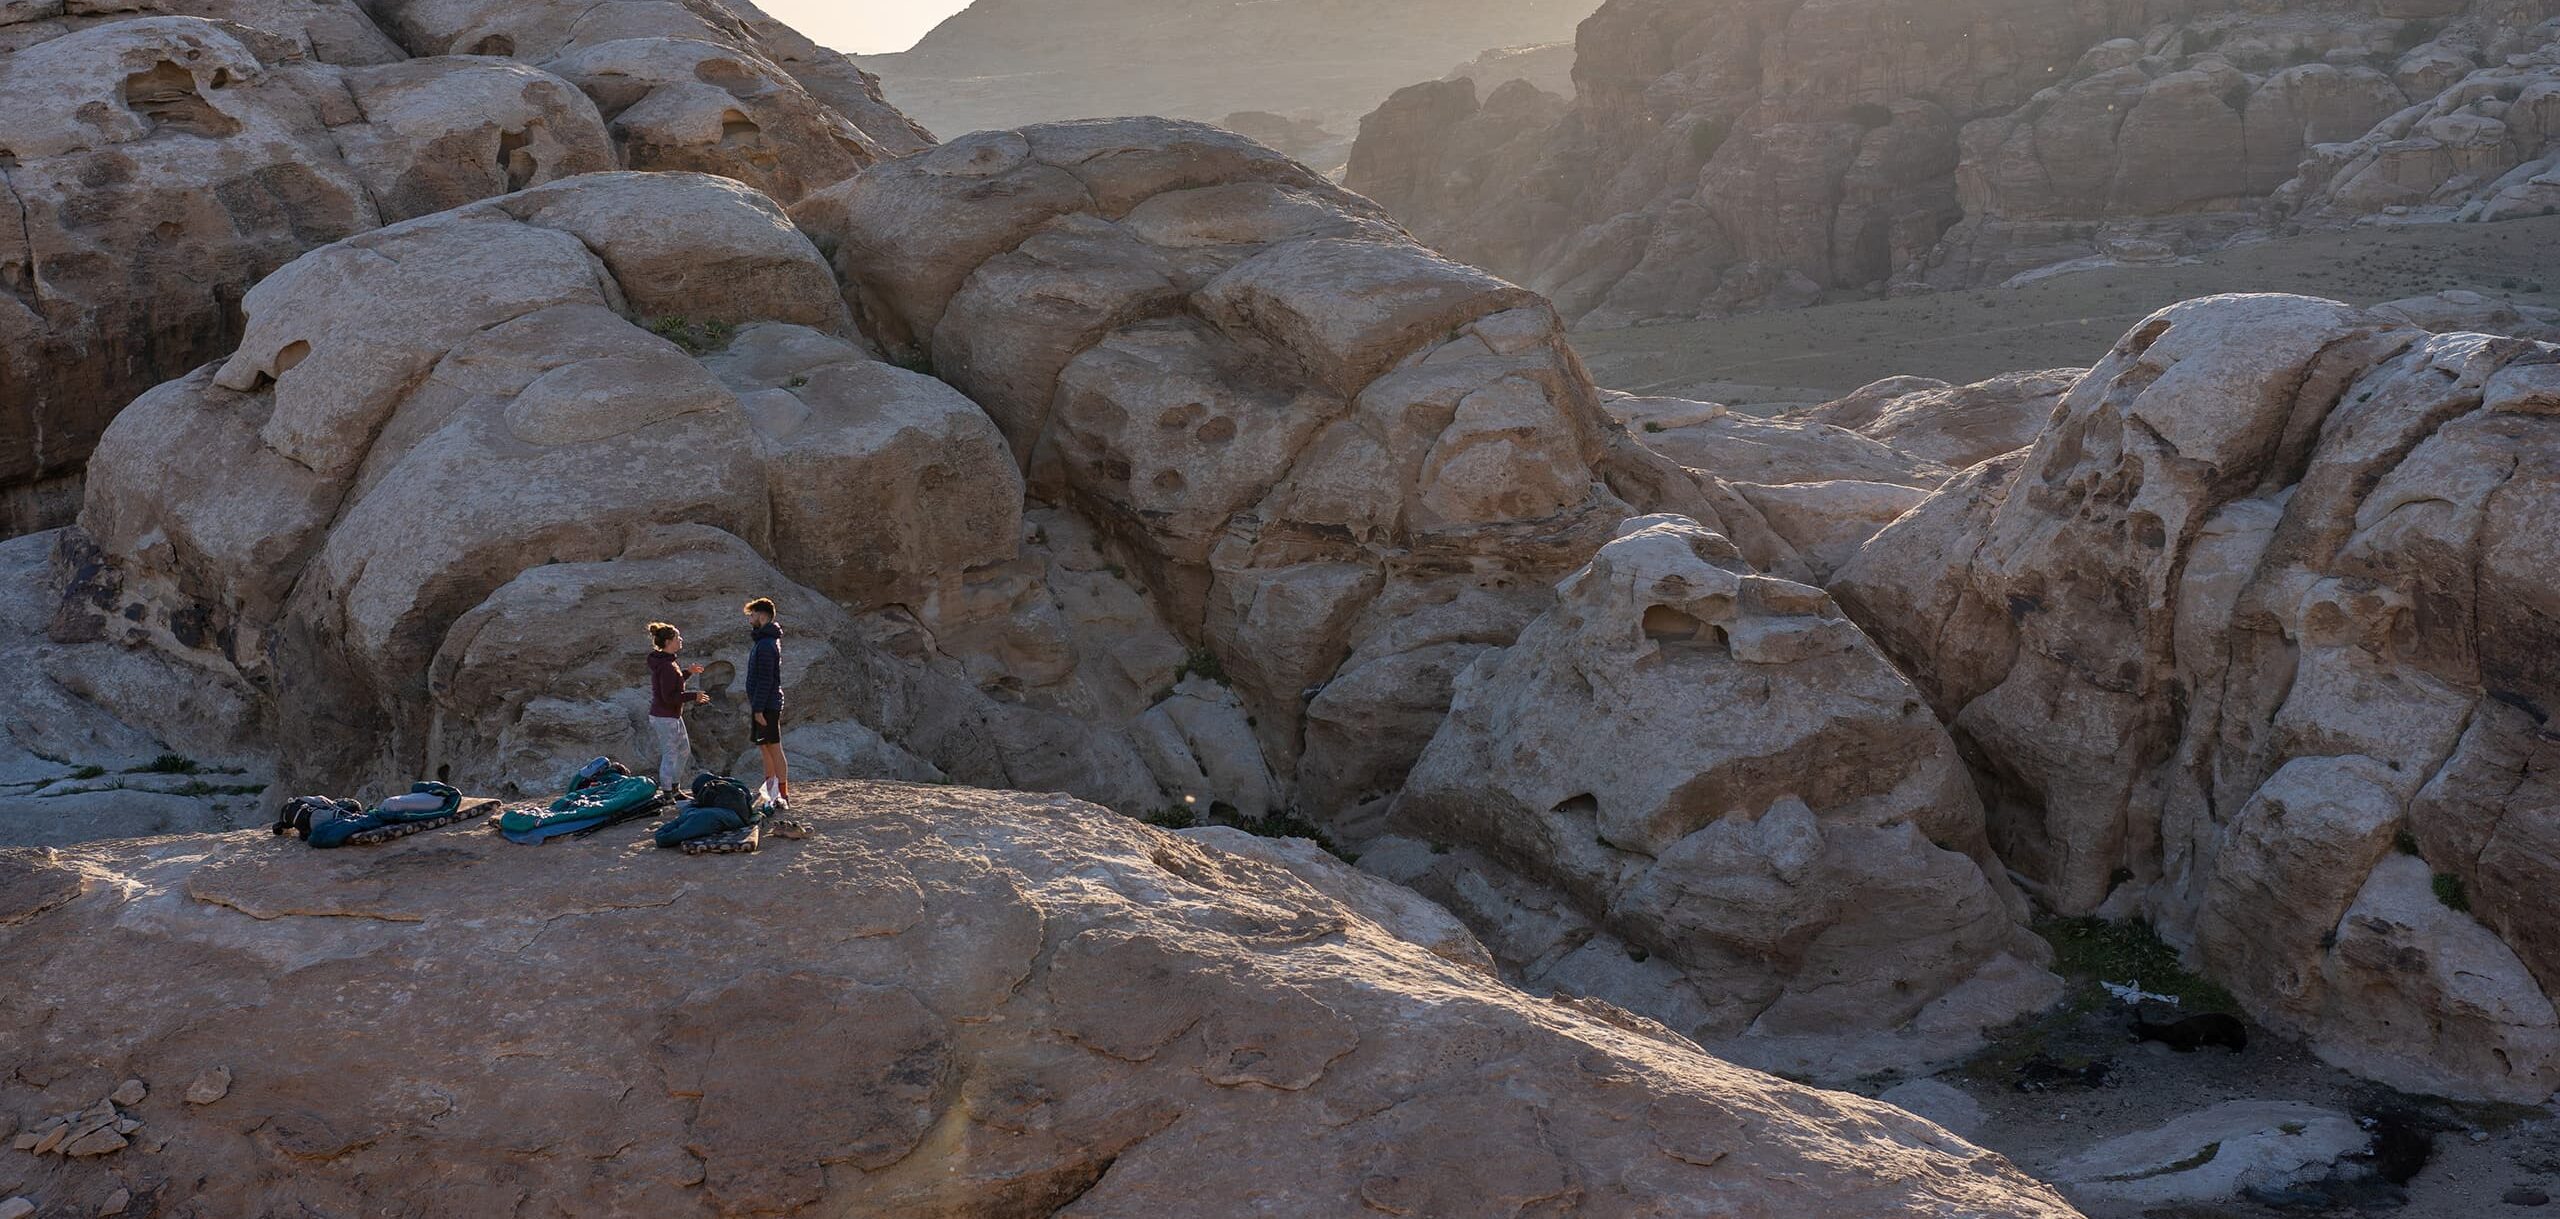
[
  {"left": 31, "top": 1114, "right": 66, "bottom": 1133},
  {"left": 183, "top": 1067, "right": 230, "bottom": 1106},
  {"left": 0, "top": 1198, "right": 34, "bottom": 1219},
  {"left": 113, "top": 1117, "right": 141, "bottom": 1134},
  {"left": 100, "top": 1187, "right": 132, "bottom": 1216},
  {"left": 9, "top": 1132, "right": 38, "bottom": 1151},
  {"left": 63, "top": 1125, "right": 128, "bottom": 1157},
  {"left": 2507, "top": 1185, "right": 2552, "bottom": 1207},
  {"left": 109, "top": 1079, "right": 146, "bottom": 1107},
  {"left": 32, "top": 1124, "right": 69, "bottom": 1155},
  {"left": 2474, "top": 1130, "right": 2493, "bottom": 1143}
]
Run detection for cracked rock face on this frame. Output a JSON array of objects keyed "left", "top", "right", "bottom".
[
  {"left": 0, "top": 782, "right": 2083, "bottom": 1218},
  {"left": 1831, "top": 292, "right": 2560, "bottom": 1102},
  {"left": 1381, "top": 516, "right": 2061, "bottom": 1080},
  {"left": 0, "top": 0, "right": 927, "bottom": 538},
  {"left": 795, "top": 117, "right": 1746, "bottom": 831}
]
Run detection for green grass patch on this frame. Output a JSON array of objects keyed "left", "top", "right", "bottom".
[
  {"left": 128, "top": 753, "right": 203, "bottom": 775},
  {"left": 1175, "top": 646, "right": 1229, "bottom": 686},
  {"left": 174, "top": 780, "right": 267, "bottom": 798},
  {"left": 2434, "top": 872, "right": 2470, "bottom": 913},
  {"left": 69, "top": 764, "right": 106, "bottom": 780},
  {"left": 2034, "top": 915, "right": 2238, "bottom": 1013},
  {"left": 646, "top": 316, "right": 737, "bottom": 356}
]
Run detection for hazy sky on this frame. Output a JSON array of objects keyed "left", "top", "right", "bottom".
[{"left": 761, "top": 0, "right": 971, "bottom": 54}]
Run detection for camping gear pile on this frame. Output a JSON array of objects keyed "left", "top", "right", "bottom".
[
  {"left": 271, "top": 758, "right": 809, "bottom": 856},
  {"left": 271, "top": 782, "right": 492, "bottom": 847}
]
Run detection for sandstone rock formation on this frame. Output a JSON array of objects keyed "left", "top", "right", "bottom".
[
  {"left": 793, "top": 117, "right": 1771, "bottom": 831},
  {"left": 1832, "top": 292, "right": 2560, "bottom": 1102},
  {"left": 1346, "top": 0, "right": 2560, "bottom": 328},
  {"left": 2276, "top": 15, "right": 2560, "bottom": 225},
  {"left": 857, "top": 0, "right": 1594, "bottom": 157},
  {"left": 1379, "top": 517, "right": 2060, "bottom": 1078},
  {"left": 0, "top": 782, "right": 2086, "bottom": 1218},
  {"left": 0, "top": 0, "right": 926, "bottom": 538},
  {"left": 66, "top": 169, "right": 1163, "bottom": 809}
]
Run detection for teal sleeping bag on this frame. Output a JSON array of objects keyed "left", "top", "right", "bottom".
[{"left": 497, "top": 774, "right": 659, "bottom": 835}]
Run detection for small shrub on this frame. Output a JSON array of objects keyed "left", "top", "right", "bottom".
[
  {"left": 647, "top": 316, "right": 736, "bottom": 355},
  {"left": 69, "top": 764, "right": 106, "bottom": 780},
  {"left": 1643, "top": 421, "right": 1667, "bottom": 433},
  {"left": 2434, "top": 872, "right": 2471, "bottom": 913},
  {"left": 1847, "top": 102, "right": 1894, "bottom": 130},
  {"left": 1175, "top": 646, "right": 1229, "bottom": 686},
  {"left": 887, "top": 348, "right": 936, "bottom": 379},
  {"left": 130, "top": 753, "right": 202, "bottom": 775},
  {"left": 785, "top": 374, "right": 809, "bottom": 389},
  {"left": 1236, "top": 810, "right": 1353, "bottom": 863},
  {"left": 1141, "top": 805, "right": 1198, "bottom": 830},
  {"left": 1688, "top": 119, "right": 1729, "bottom": 162},
  {"left": 2394, "top": 19, "right": 2441, "bottom": 52},
  {"left": 2395, "top": 827, "right": 2422, "bottom": 856}
]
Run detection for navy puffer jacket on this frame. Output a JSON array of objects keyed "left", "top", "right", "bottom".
[{"left": 746, "top": 622, "right": 785, "bottom": 712}]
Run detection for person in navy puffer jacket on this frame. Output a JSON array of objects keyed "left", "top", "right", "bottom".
[{"left": 742, "top": 596, "right": 789, "bottom": 807}]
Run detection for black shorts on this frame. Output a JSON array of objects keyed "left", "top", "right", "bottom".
[{"left": 749, "top": 707, "right": 783, "bottom": 745}]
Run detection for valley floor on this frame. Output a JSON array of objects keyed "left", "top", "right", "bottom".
[{"left": 1574, "top": 216, "right": 2560, "bottom": 410}]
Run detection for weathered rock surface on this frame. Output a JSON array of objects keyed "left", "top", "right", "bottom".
[
  {"left": 2045, "top": 1101, "right": 2368, "bottom": 1209},
  {"left": 795, "top": 116, "right": 1752, "bottom": 834},
  {"left": 62, "top": 170, "right": 1163, "bottom": 810},
  {"left": 0, "top": 782, "right": 2085, "bottom": 1217},
  {"left": 1347, "top": 0, "right": 2560, "bottom": 328},
  {"left": 0, "top": 0, "right": 926, "bottom": 538},
  {"left": 1832, "top": 292, "right": 2560, "bottom": 1102},
  {"left": 1383, "top": 517, "right": 2060, "bottom": 1078}
]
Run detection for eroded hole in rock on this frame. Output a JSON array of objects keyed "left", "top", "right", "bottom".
[
  {"left": 1552, "top": 793, "right": 1600, "bottom": 819},
  {"left": 1642, "top": 605, "right": 1703, "bottom": 642},
  {"left": 153, "top": 220, "right": 182, "bottom": 240},
  {"left": 467, "top": 35, "right": 515, "bottom": 57},
  {"left": 123, "top": 61, "right": 240, "bottom": 137},
  {"left": 1156, "top": 402, "right": 1204, "bottom": 429},
  {"left": 695, "top": 58, "right": 759, "bottom": 91},
  {"left": 720, "top": 113, "right": 761, "bottom": 144},
  {"left": 274, "top": 340, "right": 311, "bottom": 374},
  {"left": 2125, "top": 317, "right": 2174, "bottom": 356},
  {"left": 1194, "top": 415, "right": 1237, "bottom": 444},
  {"left": 1151, "top": 469, "right": 1186, "bottom": 493},
  {"left": 498, "top": 128, "right": 536, "bottom": 190}
]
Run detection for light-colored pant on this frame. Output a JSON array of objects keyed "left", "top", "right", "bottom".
[{"left": 650, "top": 714, "right": 691, "bottom": 793}]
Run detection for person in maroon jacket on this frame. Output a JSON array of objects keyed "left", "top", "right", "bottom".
[{"left": 645, "top": 622, "right": 709, "bottom": 792}]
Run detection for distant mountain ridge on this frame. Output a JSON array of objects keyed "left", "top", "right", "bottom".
[{"left": 860, "top": 0, "right": 1597, "bottom": 141}]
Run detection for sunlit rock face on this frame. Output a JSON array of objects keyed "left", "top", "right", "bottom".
[{"left": 0, "top": 0, "right": 927, "bottom": 538}]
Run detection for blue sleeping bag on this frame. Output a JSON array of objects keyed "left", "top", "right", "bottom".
[{"left": 307, "top": 782, "right": 462, "bottom": 849}]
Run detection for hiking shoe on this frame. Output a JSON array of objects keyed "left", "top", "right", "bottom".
[{"left": 767, "top": 819, "right": 812, "bottom": 840}]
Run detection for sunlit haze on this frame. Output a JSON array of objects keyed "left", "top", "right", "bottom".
[{"left": 759, "top": 0, "right": 971, "bottom": 53}]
